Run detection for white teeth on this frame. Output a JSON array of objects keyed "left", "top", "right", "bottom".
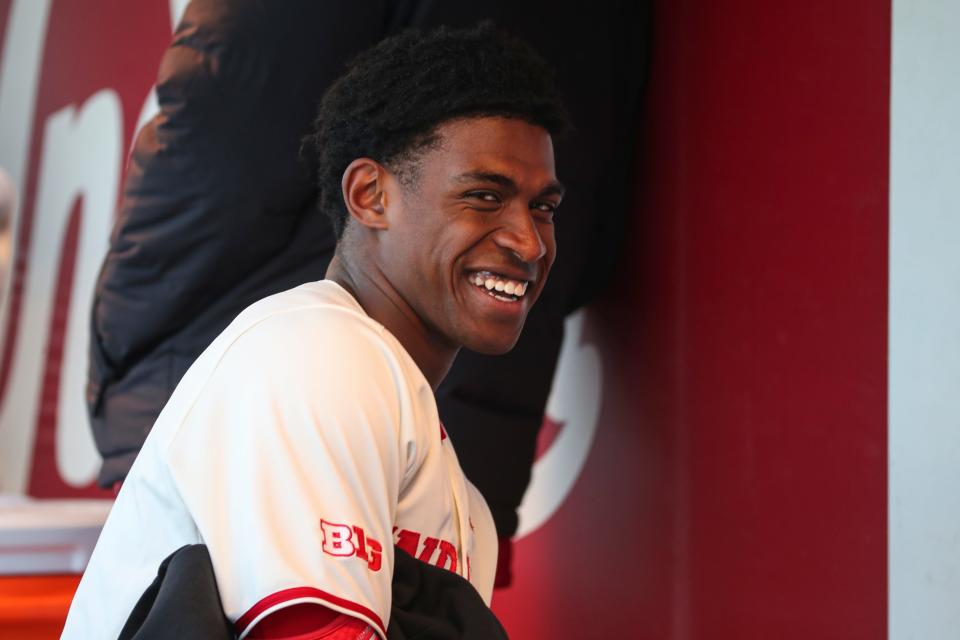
[{"left": 470, "top": 272, "right": 529, "bottom": 299}]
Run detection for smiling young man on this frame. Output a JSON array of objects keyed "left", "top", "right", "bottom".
[
  {"left": 64, "top": 23, "right": 567, "bottom": 640},
  {"left": 329, "top": 116, "right": 563, "bottom": 383}
]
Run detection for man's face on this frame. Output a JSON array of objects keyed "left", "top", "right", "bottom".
[{"left": 380, "top": 116, "right": 562, "bottom": 355}]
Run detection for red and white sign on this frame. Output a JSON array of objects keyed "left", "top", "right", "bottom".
[{"left": 0, "top": 0, "right": 173, "bottom": 497}]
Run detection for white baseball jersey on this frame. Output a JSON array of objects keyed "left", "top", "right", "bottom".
[{"left": 63, "top": 280, "right": 497, "bottom": 640}]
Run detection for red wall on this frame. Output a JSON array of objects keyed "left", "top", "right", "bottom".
[{"left": 492, "top": 1, "right": 889, "bottom": 637}]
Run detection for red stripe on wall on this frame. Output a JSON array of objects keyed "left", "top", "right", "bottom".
[
  {"left": 26, "top": 198, "right": 83, "bottom": 496},
  {"left": 0, "top": 2, "right": 12, "bottom": 61}
]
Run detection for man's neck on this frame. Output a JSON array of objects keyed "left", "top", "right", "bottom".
[{"left": 326, "top": 254, "right": 458, "bottom": 390}]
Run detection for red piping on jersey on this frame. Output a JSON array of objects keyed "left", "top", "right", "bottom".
[
  {"left": 439, "top": 421, "right": 447, "bottom": 441},
  {"left": 235, "top": 587, "right": 386, "bottom": 640}
]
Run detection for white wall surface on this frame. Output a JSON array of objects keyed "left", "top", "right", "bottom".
[{"left": 889, "top": 1, "right": 960, "bottom": 637}]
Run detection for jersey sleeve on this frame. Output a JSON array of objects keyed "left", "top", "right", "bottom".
[{"left": 164, "top": 307, "right": 409, "bottom": 640}]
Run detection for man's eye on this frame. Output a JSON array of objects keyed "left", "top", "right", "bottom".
[
  {"left": 466, "top": 191, "right": 500, "bottom": 204},
  {"left": 533, "top": 201, "right": 558, "bottom": 214}
]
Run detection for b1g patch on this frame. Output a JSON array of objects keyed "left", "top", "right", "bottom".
[{"left": 320, "top": 519, "right": 383, "bottom": 572}]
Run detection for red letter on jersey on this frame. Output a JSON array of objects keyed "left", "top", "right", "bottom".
[
  {"left": 353, "top": 526, "right": 369, "bottom": 563},
  {"left": 436, "top": 540, "right": 458, "bottom": 572},
  {"left": 395, "top": 528, "right": 420, "bottom": 557},
  {"left": 366, "top": 537, "right": 383, "bottom": 572},
  {"left": 321, "top": 521, "right": 382, "bottom": 572},
  {"left": 320, "top": 520, "right": 355, "bottom": 557},
  {"left": 418, "top": 537, "right": 440, "bottom": 563}
]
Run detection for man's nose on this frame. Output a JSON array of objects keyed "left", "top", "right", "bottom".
[{"left": 494, "top": 205, "right": 548, "bottom": 263}]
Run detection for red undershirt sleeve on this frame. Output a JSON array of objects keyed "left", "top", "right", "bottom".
[{"left": 247, "top": 604, "right": 377, "bottom": 640}]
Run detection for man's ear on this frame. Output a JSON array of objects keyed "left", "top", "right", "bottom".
[{"left": 341, "top": 158, "right": 391, "bottom": 230}]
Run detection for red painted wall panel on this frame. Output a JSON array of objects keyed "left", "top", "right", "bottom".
[
  {"left": 669, "top": 2, "right": 888, "bottom": 635},
  {"left": 494, "top": 0, "right": 889, "bottom": 637}
]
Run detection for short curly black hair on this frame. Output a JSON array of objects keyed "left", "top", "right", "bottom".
[{"left": 306, "top": 21, "right": 570, "bottom": 238}]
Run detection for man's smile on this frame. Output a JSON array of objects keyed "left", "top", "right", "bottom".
[
  {"left": 467, "top": 270, "right": 531, "bottom": 302},
  {"left": 467, "top": 271, "right": 530, "bottom": 302}
]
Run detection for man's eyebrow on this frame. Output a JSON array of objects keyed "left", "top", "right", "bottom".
[
  {"left": 453, "top": 171, "right": 566, "bottom": 198},
  {"left": 539, "top": 181, "right": 566, "bottom": 199},
  {"left": 453, "top": 171, "right": 518, "bottom": 191}
]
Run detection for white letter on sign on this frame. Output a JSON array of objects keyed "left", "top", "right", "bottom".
[{"left": 0, "top": 90, "right": 122, "bottom": 490}]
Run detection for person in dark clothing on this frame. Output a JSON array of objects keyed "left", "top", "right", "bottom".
[{"left": 88, "top": 0, "right": 649, "bottom": 586}]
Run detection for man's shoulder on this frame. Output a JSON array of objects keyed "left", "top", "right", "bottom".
[
  {"left": 160, "top": 279, "right": 428, "bottom": 461},
  {"left": 202, "top": 280, "right": 426, "bottom": 396},
  {"left": 237, "top": 279, "right": 375, "bottom": 331},
  {"left": 158, "top": 279, "right": 433, "bottom": 456},
  {"left": 222, "top": 280, "right": 388, "bottom": 357}
]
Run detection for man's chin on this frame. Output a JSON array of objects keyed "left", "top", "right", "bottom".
[{"left": 461, "top": 331, "right": 523, "bottom": 356}]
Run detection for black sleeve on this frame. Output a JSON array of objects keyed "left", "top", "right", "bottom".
[
  {"left": 88, "top": 0, "right": 391, "bottom": 485},
  {"left": 119, "top": 545, "right": 506, "bottom": 640}
]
